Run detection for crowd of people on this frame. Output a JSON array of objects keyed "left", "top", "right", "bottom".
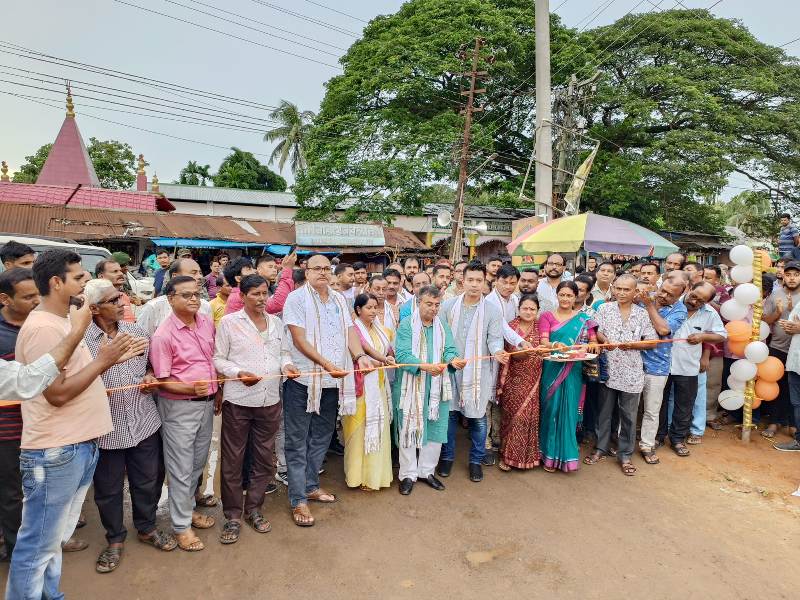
[{"left": 1, "top": 238, "right": 799, "bottom": 599}]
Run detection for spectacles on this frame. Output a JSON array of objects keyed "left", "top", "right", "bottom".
[
  {"left": 170, "top": 291, "right": 202, "bottom": 300},
  {"left": 97, "top": 294, "right": 123, "bottom": 305},
  {"left": 306, "top": 266, "right": 330, "bottom": 273},
  {"left": 545, "top": 261, "right": 565, "bottom": 267}
]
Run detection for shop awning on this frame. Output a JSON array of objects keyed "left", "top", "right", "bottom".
[{"left": 150, "top": 237, "right": 267, "bottom": 249}]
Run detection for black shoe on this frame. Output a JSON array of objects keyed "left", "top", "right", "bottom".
[
  {"left": 469, "top": 463, "right": 483, "bottom": 482},
  {"left": 264, "top": 483, "right": 278, "bottom": 495},
  {"left": 436, "top": 459, "right": 453, "bottom": 478},
  {"left": 399, "top": 478, "right": 414, "bottom": 495},
  {"left": 422, "top": 475, "right": 445, "bottom": 491},
  {"left": 481, "top": 451, "right": 496, "bottom": 466},
  {"left": 327, "top": 439, "right": 345, "bottom": 456}
]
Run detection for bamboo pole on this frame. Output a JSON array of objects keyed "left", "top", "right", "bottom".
[{"left": 741, "top": 250, "right": 763, "bottom": 442}]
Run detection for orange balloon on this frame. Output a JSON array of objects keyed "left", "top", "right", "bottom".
[
  {"left": 755, "top": 380, "right": 780, "bottom": 401},
  {"left": 756, "top": 356, "right": 785, "bottom": 383},
  {"left": 751, "top": 396, "right": 763, "bottom": 409},
  {"left": 725, "top": 320, "right": 752, "bottom": 342},
  {"left": 727, "top": 340, "right": 747, "bottom": 357}
]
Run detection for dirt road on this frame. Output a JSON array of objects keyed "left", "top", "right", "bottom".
[{"left": 2, "top": 425, "right": 799, "bottom": 599}]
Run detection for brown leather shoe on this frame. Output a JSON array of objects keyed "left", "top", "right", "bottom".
[{"left": 62, "top": 536, "right": 89, "bottom": 552}]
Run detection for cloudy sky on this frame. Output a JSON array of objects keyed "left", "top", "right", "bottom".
[{"left": 1, "top": 0, "right": 795, "bottom": 196}]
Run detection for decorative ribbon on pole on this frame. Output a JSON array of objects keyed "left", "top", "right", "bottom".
[{"left": 742, "top": 249, "right": 763, "bottom": 442}]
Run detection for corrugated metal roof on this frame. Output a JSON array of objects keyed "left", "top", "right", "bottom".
[
  {"left": 0, "top": 181, "right": 173, "bottom": 212},
  {"left": 152, "top": 183, "right": 299, "bottom": 208},
  {"left": 0, "top": 203, "right": 425, "bottom": 250}
]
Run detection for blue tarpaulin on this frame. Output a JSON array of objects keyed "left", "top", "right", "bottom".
[{"left": 150, "top": 237, "right": 266, "bottom": 249}]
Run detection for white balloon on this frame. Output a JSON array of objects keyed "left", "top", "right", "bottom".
[
  {"left": 733, "top": 283, "right": 760, "bottom": 306},
  {"left": 729, "top": 245, "right": 754, "bottom": 266},
  {"left": 718, "top": 389, "right": 745, "bottom": 411},
  {"left": 726, "top": 375, "right": 747, "bottom": 391},
  {"left": 744, "top": 341, "right": 769, "bottom": 363},
  {"left": 730, "top": 265, "right": 754, "bottom": 284},
  {"left": 760, "top": 321, "right": 770, "bottom": 341},
  {"left": 730, "top": 358, "right": 758, "bottom": 381},
  {"left": 720, "top": 299, "right": 748, "bottom": 321}
]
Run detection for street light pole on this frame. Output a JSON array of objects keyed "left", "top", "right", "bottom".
[{"left": 535, "top": 0, "right": 553, "bottom": 219}]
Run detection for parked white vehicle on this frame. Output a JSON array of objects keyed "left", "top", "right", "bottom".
[{"left": 0, "top": 234, "right": 154, "bottom": 302}]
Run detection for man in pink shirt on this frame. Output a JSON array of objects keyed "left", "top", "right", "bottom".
[
  {"left": 150, "top": 275, "right": 219, "bottom": 552},
  {"left": 223, "top": 257, "right": 255, "bottom": 316}
]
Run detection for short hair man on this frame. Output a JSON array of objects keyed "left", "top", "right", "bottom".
[
  {"left": 640, "top": 262, "right": 660, "bottom": 288},
  {"left": 150, "top": 275, "right": 219, "bottom": 552},
  {"left": 205, "top": 258, "right": 222, "bottom": 300},
  {"left": 223, "top": 257, "right": 256, "bottom": 316},
  {"left": 398, "top": 272, "right": 431, "bottom": 322},
  {"left": 431, "top": 264, "right": 451, "bottom": 292},
  {"left": 664, "top": 253, "right": 686, "bottom": 274},
  {"left": 518, "top": 268, "right": 539, "bottom": 295},
  {"left": 485, "top": 256, "right": 503, "bottom": 282},
  {"left": 593, "top": 261, "right": 617, "bottom": 301},
  {"left": 83, "top": 278, "right": 173, "bottom": 571},
  {"left": 137, "top": 258, "right": 212, "bottom": 336},
  {"left": 334, "top": 262, "right": 356, "bottom": 302},
  {"left": 8, "top": 250, "right": 134, "bottom": 597},
  {"left": 536, "top": 254, "right": 566, "bottom": 313},
  {"left": 444, "top": 260, "right": 467, "bottom": 300},
  {"left": 214, "top": 274, "right": 298, "bottom": 542},
  {"left": 402, "top": 257, "right": 420, "bottom": 295},
  {"left": 779, "top": 213, "right": 800, "bottom": 257},
  {"left": 683, "top": 261, "right": 704, "bottom": 285},
  {"left": 96, "top": 259, "right": 136, "bottom": 322},
  {"left": 352, "top": 262, "right": 368, "bottom": 292},
  {"left": 0, "top": 241, "right": 35, "bottom": 271},
  {"left": 382, "top": 268, "right": 404, "bottom": 329},
  {"left": 153, "top": 250, "right": 171, "bottom": 296}
]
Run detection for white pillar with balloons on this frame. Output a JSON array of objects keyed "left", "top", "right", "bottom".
[{"left": 716, "top": 245, "right": 780, "bottom": 441}]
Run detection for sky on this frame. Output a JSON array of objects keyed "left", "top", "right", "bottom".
[{"left": 0, "top": 0, "right": 796, "bottom": 197}]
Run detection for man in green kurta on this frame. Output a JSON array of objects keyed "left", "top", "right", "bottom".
[{"left": 393, "top": 286, "right": 464, "bottom": 495}]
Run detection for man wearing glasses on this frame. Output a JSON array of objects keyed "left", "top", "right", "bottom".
[
  {"left": 536, "top": 254, "right": 567, "bottom": 313},
  {"left": 150, "top": 276, "right": 219, "bottom": 552},
  {"left": 138, "top": 258, "right": 212, "bottom": 336}
]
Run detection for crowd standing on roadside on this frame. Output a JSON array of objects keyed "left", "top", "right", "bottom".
[{"left": 2, "top": 233, "right": 800, "bottom": 600}]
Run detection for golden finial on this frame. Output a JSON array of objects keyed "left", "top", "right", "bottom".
[
  {"left": 152, "top": 173, "right": 160, "bottom": 193},
  {"left": 0, "top": 161, "right": 9, "bottom": 182},
  {"left": 137, "top": 154, "right": 146, "bottom": 175},
  {"left": 66, "top": 81, "right": 75, "bottom": 118}
]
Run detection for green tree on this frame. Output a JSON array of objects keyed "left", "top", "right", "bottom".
[
  {"left": 264, "top": 100, "right": 316, "bottom": 174},
  {"left": 11, "top": 138, "right": 138, "bottom": 189},
  {"left": 213, "top": 147, "right": 287, "bottom": 191},
  {"left": 295, "top": 0, "right": 583, "bottom": 223},
  {"left": 179, "top": 161, "right": 211, "bottom": 186},
  {"left": 12, "top": 144, "right": 53, "bottom": 183},
  {"left": 718, "top": 190, "right": 776, "bottom": 239}
]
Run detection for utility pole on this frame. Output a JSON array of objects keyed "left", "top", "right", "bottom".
[
  {"left": 534, "top": 0, "right": 553, "bottom": 219},
  {"left": 449, "top": 37, "right": 487, "bottom": 263}
]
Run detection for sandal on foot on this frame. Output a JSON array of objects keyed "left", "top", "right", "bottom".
[
  {"left": 641, "top": 450, "right": 660, "bottom": 465},
  {"left": 138, "top": 530, "right": 177, "bottom": 551},
  {"left": 672, "top": 442, "right": 690, "bottom": 457},
  {"left": 709, "top": 414, "right": 732, "bottom": 431},
  {"left": 191, "top": 512, "right": 216, "bottom": 529},
  {"left": 219, "top": 520, "right": 241, "bottom": 545},
  {"left": 176, "top": 532, "right": 204, "bottom": 552},
  {"left": 246, "top": 512, "right": 271, "bottom": 534},
  {"left": 620, "top": 462, "right": 637, "bottom": 476},
  {"left": 194, "top": 494, "right": 218, "bottom": 507},
  {"left": 95, "top": 546, "right": 123, "bottom": 573},
  {"left": 760, "top": 427, "right": 777, "bottom": 439},
  {"left": 307, "top": 488, "right": 337, "bottom": 503},
  {"left": 292, "top": 504, "right": 315, "bottom": 527},
  {"left": 686, "top": 434, "right": 702, "bottom": 445},
  {"left": 583, "top": 452, "right": 606, "bottom": 465},
  {"left": 497, "top": 461, "right": 511, "bottom": 472}
]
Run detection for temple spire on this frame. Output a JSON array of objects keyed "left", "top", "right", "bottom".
[
  {"left": 66, "top": 81, "right": 75, "bottom": 118},
  {"left": 152, "top": 173, "right": 160, "bottom": 193},
  {"left": 0, "top": 161, "right": 9, "bottom": 182}
]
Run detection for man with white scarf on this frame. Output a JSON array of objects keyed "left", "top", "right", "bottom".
[
  {"left": 398, "top": 272, "right": 431, "bottom": 323},
  {"left": 282, "top": 253, "right": 373, "bottom": 527},
  {"left": 393, "top": 286, "right": 463, "bottom": 495},
  {"left": 437, "top": 261, "right": 508, "bottom": 483}
]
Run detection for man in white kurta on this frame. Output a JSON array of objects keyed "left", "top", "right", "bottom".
[{"left": 436, "top": 263, "right": 507, "bottom": 483}]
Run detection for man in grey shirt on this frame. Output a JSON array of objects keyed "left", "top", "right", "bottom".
[{"left": 761, "top": 261, "right": 800, "bottom": 437}]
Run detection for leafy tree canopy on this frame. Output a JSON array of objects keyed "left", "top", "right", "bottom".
[
  {"left": 298, "top": 2, "right": 800, "bottom": 233},
  {"left": 213, "top": 147, "right": 287, "bottom": 191},
  {"left": 178, "top": 161, "right": 211, "bottom": 186},
  {"left": 12, "top": 138, "right": 139, "bottom": 189}
]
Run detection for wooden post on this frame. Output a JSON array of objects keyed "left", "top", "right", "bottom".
[{"left": 741, "top": 250, "right": 763, "bottom": 442}]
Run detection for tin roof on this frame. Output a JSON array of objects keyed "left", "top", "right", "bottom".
[
  {"left": 152, "top": 183, "right": 298, "bottom": 208},
  {"left": 0, "top": 181, "right": 174, "bottom": 212}
]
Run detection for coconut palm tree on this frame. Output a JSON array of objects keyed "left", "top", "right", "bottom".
[
  {"left": 263, "top": 100, "right": 315, "bottom": 174},
  {"left": 179, "top": 160, "right": 211, "bottom": 186}
]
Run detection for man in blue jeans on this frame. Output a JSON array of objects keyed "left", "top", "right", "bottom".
[
  {"left": 7, "top": 249, "right": 136, "bottom": 600},
  {"left": 436, "top": 262, "right": 507, "bottom": 483},
  {"left": 775, "top": 303, "right": 800, "bottom": 451}
]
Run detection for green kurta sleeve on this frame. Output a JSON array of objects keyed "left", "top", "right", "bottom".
[{"left": 394, "top": 318, "right": 421, "bottom": 375}]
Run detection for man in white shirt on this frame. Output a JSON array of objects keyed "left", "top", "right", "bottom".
[
  {"left": 214, "top": 274, "right": 299, "bottom": 544},
  {"left": 334, "top": 263, "right": 356, "bottom": 305},
  {"left": 776, "top": 300, "right": 800, "bottom": 451},
  {"left": 282, "top": 254, "right": 372, "bottom": 527},
  {"left": 657, "top": 282, "right": 726, "bottom": 457},
  {"left": 137, "top": 259, "right": 211, "bottom": 335},
  {"left": 536, "top": 254, "right": 566, "bottom": 313}
]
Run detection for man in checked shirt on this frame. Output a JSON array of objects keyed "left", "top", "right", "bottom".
[{"left": 82, "top": 279, "right": 177, "bottom": 574}]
